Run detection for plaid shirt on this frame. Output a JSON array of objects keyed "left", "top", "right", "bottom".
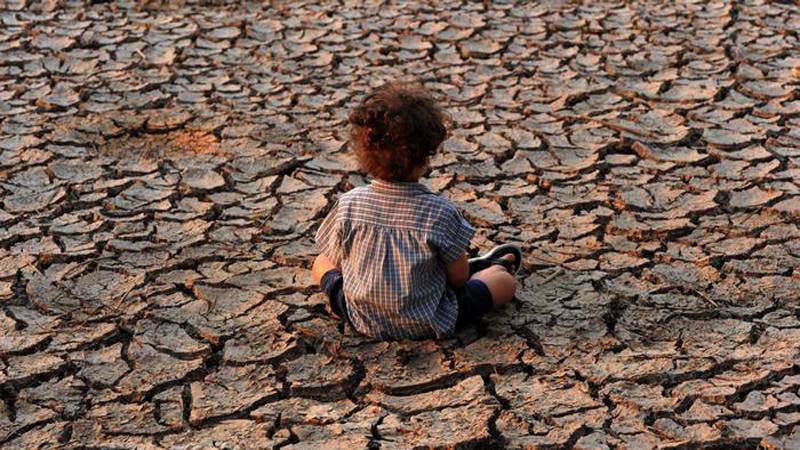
[{"left": 315, "top": 179, "right": 474, "bottom": 340}]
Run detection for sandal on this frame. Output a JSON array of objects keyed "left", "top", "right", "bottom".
[{"left": 468, "top": 243, "right": 523, "bottom": 274}]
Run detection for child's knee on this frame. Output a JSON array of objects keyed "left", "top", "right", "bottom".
[
  {"left": 484, "top": 271, "right": 515, "bottom": 306},
  {"left": 505, "top": 273, "right": 517, "bottom": 295},
  {"left": 499, "top": 272, "right": 517, "bottom": 298}
]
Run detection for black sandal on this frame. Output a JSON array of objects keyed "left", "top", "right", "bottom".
[{"left": 468, "top": 244, "right": 523, "bottom": 275}]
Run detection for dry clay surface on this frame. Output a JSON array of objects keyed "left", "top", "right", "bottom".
[{"left": 1, "top": 1, "right": 800, "bottom": 449}]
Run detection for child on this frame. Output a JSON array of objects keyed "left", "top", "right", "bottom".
[{"left": 311, "top": 82, "right": 520, "bottom": 340}]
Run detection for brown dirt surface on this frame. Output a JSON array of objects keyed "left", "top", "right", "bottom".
[{"left": 0, "top": 0, "right": 799, "bottom": 449}]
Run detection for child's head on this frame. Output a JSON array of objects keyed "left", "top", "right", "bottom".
[{"left": 349, "top": 82, "right": 447, "bottom": 182}]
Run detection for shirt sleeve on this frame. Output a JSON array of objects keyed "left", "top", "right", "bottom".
[
  {"left": 314, "top": 199, "right": 343, "bottom": 267},
  {"left": 431, "top": 204, "right": 475, "bottom": 264}
]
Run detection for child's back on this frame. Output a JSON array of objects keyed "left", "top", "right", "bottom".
[{"left": 316, "top": 179, "right": 473, "bottom": 339}]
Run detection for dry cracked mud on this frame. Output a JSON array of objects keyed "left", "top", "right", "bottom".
[{"left": 1, "top": 0, "right": 799, "bottom": 449}]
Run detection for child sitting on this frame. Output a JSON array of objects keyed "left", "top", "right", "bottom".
[{"left": 311, "top": 82, "right": 520, "bottom": 340}]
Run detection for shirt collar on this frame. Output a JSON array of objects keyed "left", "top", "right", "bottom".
[{"left": 369, "top": 178, "right": 431, "bottom": 195}]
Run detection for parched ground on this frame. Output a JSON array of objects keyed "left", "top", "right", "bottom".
[{"left": 1, "top": 1, "right": 799, "bottom": 449}]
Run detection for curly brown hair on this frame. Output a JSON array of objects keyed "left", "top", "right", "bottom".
[{"left": 348, "top": 82, "right": 448, "bottom": 182}]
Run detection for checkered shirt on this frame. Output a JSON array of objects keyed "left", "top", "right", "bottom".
[{"left": 314, "top": 179, "right": 475, "bottom": 340}]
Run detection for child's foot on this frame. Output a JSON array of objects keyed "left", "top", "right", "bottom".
[
  {"left": 468, "top": 244, "right": 523, "bottom": 274},
  {"left": 498, "top": 253, "right": 516, "bottom": 269}
]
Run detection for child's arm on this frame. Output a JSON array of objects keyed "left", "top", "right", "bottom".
[
  {"left": 311, "top": 253, "right": 338, "bottom": 285},
  {"left": 434, "top": 204, "right": 475, "bottom": 289},
  {"left": 445, "top": 252, "right": 470, "bottom": 289},
  {"left": 313, "top": 199, "right": 343, "bottom": 286}
]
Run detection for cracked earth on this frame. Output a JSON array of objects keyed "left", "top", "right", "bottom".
[{"left": 1, "top": 0, "right": 799, "bottom": 449}]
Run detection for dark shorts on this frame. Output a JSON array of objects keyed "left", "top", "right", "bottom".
[
  {"left": 319, "top": 268, "right": 351, "bottom": 325},
  {"left": 452, "top": 278, "right": 494, "bottom": 328},
  {"left": 319, "top": 268, "right": 494, "bottom": 332}
]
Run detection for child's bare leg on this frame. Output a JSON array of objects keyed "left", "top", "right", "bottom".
[
  {"left": 470, "top": 254, "right": 517, "bottom": 308},
  {"left": 311, "top": 254, "right": 337, "bottom": 285}
]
